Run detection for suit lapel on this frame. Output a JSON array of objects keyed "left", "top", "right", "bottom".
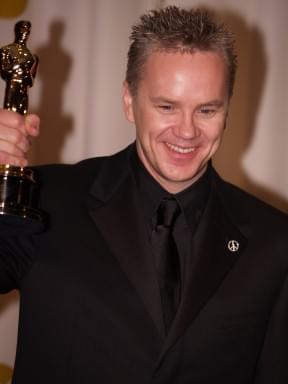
[
  {"left": 157, "top": 176, "right": 247, "bottom": 364},
  {"left": 83, "top": 150, "right": 248, "bottom": 363},
  {"left": 85, "top": 147, "right": 164, "bottom": 336}
]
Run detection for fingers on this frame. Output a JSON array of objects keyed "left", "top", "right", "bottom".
[
  {"left": 0, "top": 150, "right": 28, "bottom": 167},
  {"left": 0, "top": 109, "right": 40, "bottom": 167},
  {"left": 25, "top": 114, "right": 40, "bottom": 137}
]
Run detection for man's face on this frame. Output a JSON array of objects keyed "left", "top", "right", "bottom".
[{"left": 123, "top": 50, "right": 229, "bottom": 193}]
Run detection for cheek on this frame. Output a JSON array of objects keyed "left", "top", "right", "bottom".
[
  {"left": 202, "top": 120, "right": 225, "bottom": 143},
  {"left": 152, "top": 113, "right": 181, "bottom": 138},
  {"left": 208, "top": 128, "right": 225, "bottom": 156},
  {"left": 137, "top": 113, "right": 172, "bottom": 141}
]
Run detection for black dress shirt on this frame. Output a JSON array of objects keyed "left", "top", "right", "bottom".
[{"left": 130, "top": 145, "right": 212, "bottom": 294}]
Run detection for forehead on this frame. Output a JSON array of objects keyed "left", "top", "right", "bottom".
[
  {"left": 143, "top": 49, "right": 226, "bottom": 75},
  {"left": 138, "top": 50, "right": 228, "bottom": 97}
]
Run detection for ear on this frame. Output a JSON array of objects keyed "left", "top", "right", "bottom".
[{"left": 122, "top": 81, "right": 135, "bottom": 123}]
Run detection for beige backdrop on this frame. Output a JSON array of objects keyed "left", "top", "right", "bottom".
[{"left": 0, "top": 0, "right": 287, "bottom": 380}]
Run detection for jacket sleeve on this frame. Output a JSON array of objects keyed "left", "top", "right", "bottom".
[
  {"left": 0, "top": 233, "right": 38, "bottom": 293},
  {"left": 254, "top": 272, "right": 288, "bottom": 383}
]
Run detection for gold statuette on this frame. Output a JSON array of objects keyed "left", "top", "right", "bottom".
[{"left": 0, "top": 21, "right": 43, "bottom": 227}]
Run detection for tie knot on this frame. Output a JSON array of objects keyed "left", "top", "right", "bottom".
[{"left": 157, "top": 197, "right": 180, "bottom": 227}]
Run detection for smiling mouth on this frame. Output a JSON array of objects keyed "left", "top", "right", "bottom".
[{"left": 165, "top": 142, "right": 196, "bottom": 154}]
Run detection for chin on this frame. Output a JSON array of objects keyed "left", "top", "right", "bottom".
[{"left": 167, "top": 164, "right": 203, "bottom": 181}]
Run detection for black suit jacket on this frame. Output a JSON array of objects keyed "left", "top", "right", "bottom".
[{"left": 0, "top": 144, "right": 288, "bottom": 383}]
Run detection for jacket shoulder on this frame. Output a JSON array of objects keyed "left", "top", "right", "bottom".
[
  {"left": 212, "top": 170, "right": 288, "bottom": 229},
  {"left": 35, "top": 144, "right": 132, "bottom": 191}
]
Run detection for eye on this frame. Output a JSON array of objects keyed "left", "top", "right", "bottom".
[
  {"left": 157, "top": 104, "right": 174, "bottom": 112},
  {"left": 198, "top": 105, "right": 217, "bottom": 117}
]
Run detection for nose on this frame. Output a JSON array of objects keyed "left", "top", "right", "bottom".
[{"left": 173, "top": 111, "right": 200, "bottom": 139}]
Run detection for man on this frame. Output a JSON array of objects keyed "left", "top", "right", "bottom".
[{"left": 0, "top": 6, "right": 287, "bottom": 384}]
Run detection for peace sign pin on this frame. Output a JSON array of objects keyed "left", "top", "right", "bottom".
[{"left": 228, "top": 240, "right": 240, "bottom": 252}]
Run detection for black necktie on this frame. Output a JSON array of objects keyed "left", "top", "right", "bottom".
[{"left": 152, "top": 197, "right": 181, "bottom": 334}]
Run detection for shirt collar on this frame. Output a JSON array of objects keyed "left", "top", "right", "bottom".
[{"left": 130, "top": 144, "right": 212, "bottom": 228}]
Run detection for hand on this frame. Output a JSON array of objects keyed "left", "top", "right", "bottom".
[{"left": 0, "top": 109, "right": 40, "bottom": 167}]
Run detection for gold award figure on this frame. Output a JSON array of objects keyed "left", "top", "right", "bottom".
[
  {"left": 0, "top": 20, "right": 39, "bottom": 115},
  {"left": 0, "top": 21, "right": 43, "bottom": 226}
]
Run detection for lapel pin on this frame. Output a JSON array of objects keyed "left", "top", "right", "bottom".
[{"left": 228, "top": 239, "right": 240, "bottom": 252}]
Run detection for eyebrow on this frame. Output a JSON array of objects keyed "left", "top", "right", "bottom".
[
  {"left": 198, "top": 100, "right": 225, "bottom": 108},
  {"left": 150, "top": 97, "right": 225, "bottom": 108},
  {"left": 150, "top": 96, "right": 176, "bottom": 104}
]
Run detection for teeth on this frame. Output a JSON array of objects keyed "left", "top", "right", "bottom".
[{"left": 166, "top": 142, "right": 196, "bottom": 154}]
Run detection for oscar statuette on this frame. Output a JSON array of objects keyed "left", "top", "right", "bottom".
[{"left": 0, "top": 20, "right": 44, "bottom": 231}]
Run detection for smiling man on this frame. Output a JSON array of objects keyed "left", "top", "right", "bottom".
[
  {"left": 0, "top": 6, "right": 288, "bottom": 384},
  {"left": 123, "top": 49, "right": 229, "bottom": 192}
]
